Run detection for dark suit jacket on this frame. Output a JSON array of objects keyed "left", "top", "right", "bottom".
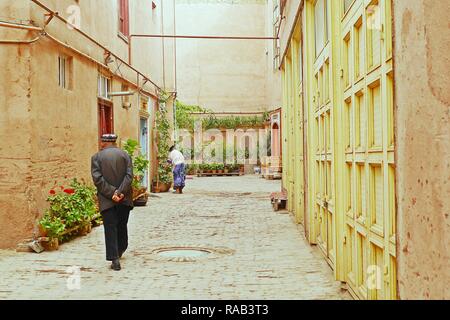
[{"left": 91, "top": 146, "right": 134, "bottom": 213}]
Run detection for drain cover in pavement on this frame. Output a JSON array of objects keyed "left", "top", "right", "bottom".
[
  {"left": 151, "top": 246, "right": 234, "bottom": 262},
  {"left": 157, "top": 248, "right": 211, "bottom": 258}
]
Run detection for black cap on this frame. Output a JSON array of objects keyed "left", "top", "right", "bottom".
[{"left": 101, "top": 134, "right": 118, "bottom": 142}]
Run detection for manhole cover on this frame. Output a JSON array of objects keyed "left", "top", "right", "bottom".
[
  {"left": 151, "top": 246, "right": 234, "bottom": 262},
  {"left": 157, "top": 248, "right": 211, "bottom": 258}
]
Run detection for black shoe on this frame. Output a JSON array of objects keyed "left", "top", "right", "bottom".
[{"left": 111, "top": 259, "right": 121, "bottom": 271}]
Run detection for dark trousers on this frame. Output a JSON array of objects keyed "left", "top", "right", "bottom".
[{"left": 101, "top": 205, "right": 131, "bottom": 261}]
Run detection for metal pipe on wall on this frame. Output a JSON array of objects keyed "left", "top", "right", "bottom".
[
  {"left": 0, "top": 36, "right": 41, "bottom": 44},
  {"left": 29, "top": 0, "right": 163, "bottom": 93},
  {"left": 0, "top": 20, "right": 43, "bottom": 44},
  {"left": 0, "top": 20, "right": 43, "bottom": 31},
  {"left": 130, "top": 34, "right": 279, "bottom": 40}
]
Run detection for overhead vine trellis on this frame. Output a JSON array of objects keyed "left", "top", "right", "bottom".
[{"left": 175, "top": 100, "right": 269, "bottom": 132}]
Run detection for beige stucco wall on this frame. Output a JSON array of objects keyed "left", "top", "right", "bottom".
[
  {"left": 0, "top": 1, "right": 34, "bottom": 248},
  {"left": 174, "top": 0, "right": 280, "bottom": 112},
  {"left": 0, "top": 0, "right": 173, "bottom": 248},
  {"left": 393, "top": 0, "right": 450, "bottom": 299}
]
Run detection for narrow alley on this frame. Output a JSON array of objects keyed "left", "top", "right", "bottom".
[
  {"left": 0, "top": 176, "right": 349, "bottom": 300},
  {"left": 0, "top": 0, "right": 448, "bottom": 302}
]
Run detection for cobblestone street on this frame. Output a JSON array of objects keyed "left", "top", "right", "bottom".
[{"left": 0, "top": 176, "right": 350, "bottom": 300}]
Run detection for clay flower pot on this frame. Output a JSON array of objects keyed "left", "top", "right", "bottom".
[
  {"left": 133, "top": 193, "right": 149, "bottom": 207},
  {"left": 38, "top": 224, "right": 48, "bottom": 237},
  {"left": 42, "top": 238, "right": 59, "bottom": 251},
  {"left": 158, "top": 183, "right": 172, "bottom": 193},
  {"left": 78, "top": 224, "right": 92, "bottom": 236}
]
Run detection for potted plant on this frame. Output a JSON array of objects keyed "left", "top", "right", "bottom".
[
  {"left": 39, "top": 179, "right": 98, "bottom": 250},
  {"left": 239, "top": 164, "right": 245, "bottom": 175},
  {"left": 187, "top": 164, "right": 198, "bottom": 175},
  {"left": 123, "top": 139, "right": 150, "bottom": 206},
  {"left": 217, "top": 163, "right": 225, "bottom": 174},
  {"left": 201, "top": 164, "right": 210, "bottom": 175},
  {"left": 157, "top": 164, "right": 173, "bottom": 192},
  {"left": 39, "top": 215, "right": 64, "bottom": 251}
]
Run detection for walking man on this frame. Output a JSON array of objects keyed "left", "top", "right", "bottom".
[
  {"left": 168, "top": 145, "right": 186, "bottom": 194},
  {"left": 91, "top": 134, "right": 133, "bottom": 271}
]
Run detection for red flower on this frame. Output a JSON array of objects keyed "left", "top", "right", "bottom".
[
  {"left": 49, "top": 190, "right": 56, "bottom": 195},
  {"left": 60, "top": 186, "right": 65, "bottom": 190},
  {"left": 63, "top": 189, "right": 75, "bottom": 195}
]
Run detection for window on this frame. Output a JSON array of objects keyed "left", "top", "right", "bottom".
[
  {"left": 58, "top": 55, "right": 73, "bottom": 90},
  {"left": 98, "top": 75, "right": 111, "bottom": 100},
  {"left": 58, "top": 56, "right": 65, "bottom": 88},
  {"left": 118, "top": 0, "right": 130, "bottom": 37}
]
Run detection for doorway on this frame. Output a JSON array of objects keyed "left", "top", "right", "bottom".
[
  {"left": 140, "top": 117, "right": 149, "bottom": 188},
  {"left": 98, "top": 98, "right": 114, "bottom": 146}
]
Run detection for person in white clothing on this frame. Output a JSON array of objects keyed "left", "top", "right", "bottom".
[{"left": 167, "top": 146, "right": 186, "bottom": 194}]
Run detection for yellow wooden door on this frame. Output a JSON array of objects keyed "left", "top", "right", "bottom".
[
  {"left": 281, "top": 69, "right": 288, "bottom": 191},
  {"left": 311, "top": 0, "right": 335, "bottom": 268},
  {"left": 285, "top": 54, "right": 296, "bottom": 213},
  {"left": 292, "top": 26, "right": 305, "bottom": 225},
  {"left": 340, "top": 0, "right": 396, "bottom": 300}
]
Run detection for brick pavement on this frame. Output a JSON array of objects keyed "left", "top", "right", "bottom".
[{"left": 0, "top": 176, "right": 351, "bottom": 300}]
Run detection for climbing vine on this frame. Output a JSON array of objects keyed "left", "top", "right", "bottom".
[
  {"left": 175, "top": 99, "right": 268, "bottom": 131},
  {"left": 175, "top": 100, "right": 208, "bottom": 131},
  {"left": 155, "top": 105, "right": 173, "bottom": 185}
]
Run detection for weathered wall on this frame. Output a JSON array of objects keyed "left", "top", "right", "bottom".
[
  {"left": 174, "top": 0, "right": 278, "bottom": 112},
  {"left": 0, "top": 1, "right": 34, "bottom": 248},
  {"left": 0, "top": 0, "right": 172, "bottom": 248},
  {"left": 393, "top": 0, "right": 450, "bottom": 299}
]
